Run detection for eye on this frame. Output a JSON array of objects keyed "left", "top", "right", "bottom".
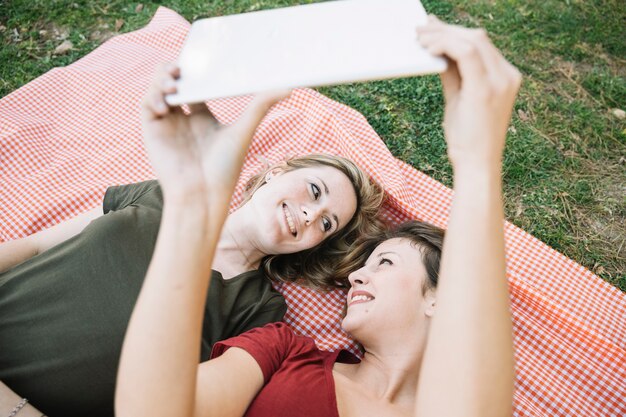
[
  {"left": 379, "top": 258, "right": 393, "bottom": 266},
  {"left": 310, "top": 183, "right": 321, "bottom": 200},
  {"left": 322, "top": 217, "right": 332, "bottom": 232}
]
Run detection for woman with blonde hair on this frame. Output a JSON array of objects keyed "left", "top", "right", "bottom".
[
  {"left": 116, "top": 15, "right": 520, "bottom": 417},
  {"left": 0, "top": 98, "right": 383, "bottom": 415}
]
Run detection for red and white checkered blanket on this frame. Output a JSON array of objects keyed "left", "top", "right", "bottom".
[{"left": 1, "top": 7, "right": 624, "bottom": 416}]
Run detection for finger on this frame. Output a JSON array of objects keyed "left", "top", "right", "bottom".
[
  {"left": 415, "top": 14, "right": 446, "bottom": 35},
  {"left": 166, "top": 62, "right": 181, "bottom": 79},
  {"left": 142, "top": 63, "right": 180, "bottom": 119},
  {"left": 420, "top": 21, "right": 515, "bottom": 84},
  {"left": 448, "top": 26, "right": 506, "bottom": 75},
  {"left": 418, "top": 18, "right": 499, "bottom": 71},
  {"left": 417, "top": 30, "right": 460, "bottom": 100},
  {"left": 143, "top": 86, "right": 169, "bottom": 118},
  {"left": 446, "top": 26, "right": 522, "bottom": 97},
  {"left": 230, "top": 89, "right": 292, "bottom": 139},
  {"left": 440, "top": 60, "right": 461, "bottom": 102},
  {"left": 422, "top": 35, "right": 487, "bottom": 94}
]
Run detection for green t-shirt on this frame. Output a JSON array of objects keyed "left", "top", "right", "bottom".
[{"left": 0, "top": 180, "right": 286, "bottom": 417}]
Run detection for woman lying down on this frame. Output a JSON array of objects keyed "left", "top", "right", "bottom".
[{"left": 115, "top": 16, "right": 520, "bottom": 417}]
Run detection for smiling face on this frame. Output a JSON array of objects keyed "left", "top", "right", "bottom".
[
  {"left": 342, "top": 238, "right": 436, "bottom": 342},
  {"left": 245, "top": 165, "right": 358, "bottom": 255}
]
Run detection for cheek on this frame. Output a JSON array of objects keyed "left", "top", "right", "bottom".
[
  {"left": 305, "top": 229, "right": 326, "bottom": 249},
  {"left": 294, "top": 234, "right": 322, "bottom": 253}
]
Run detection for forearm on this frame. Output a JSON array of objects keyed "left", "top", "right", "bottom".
[
  {"left": 417, "top": 163, "right": 514, "bottom": 416},
  {"left": 0, "top": 237, "right": 38, "bottom": 274},
  {"left": 0, "top": 381, "right": 45, "bottom": 417},
  {"left": 116, "top": 196, "right": 222, "bottom": 417}
]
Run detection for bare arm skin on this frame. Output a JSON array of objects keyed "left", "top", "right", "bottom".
[
  {"left": 414, "top": 18, "right": 520, "bottom": 417},
  {"left": 114, "top": 63, "right": 288, "bottom": 417},
  {"left": 0, "top": 206, "right": 102, "bottom": 274},
  {"left": 116, "top": 15, "right": 520, "bottom": 417},
  {"left": 0, "top": 381, "right": 44, "bottom": 417}
]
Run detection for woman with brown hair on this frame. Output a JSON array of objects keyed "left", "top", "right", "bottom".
[{"left": 0, "top": 97, "right": 383, "bottom": 416}]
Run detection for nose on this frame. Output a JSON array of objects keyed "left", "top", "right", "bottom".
[
  {"left": 348, "top": 266, "right": 369, "bottom": 287},
  {"left": 300, "top": 205, "right": 322, "bottom": 225}
]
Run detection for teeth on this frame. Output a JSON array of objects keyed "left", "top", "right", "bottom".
[
  {"left": 351, "top": 294, "right": 373, "bottom": 302},
  {"left": 283, "top": 205, "right": 296, "bottom": 236}
]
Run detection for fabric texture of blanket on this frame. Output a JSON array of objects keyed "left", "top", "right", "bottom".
[{"left": 0, "top": 7, "right": 624, "bottom": 416}]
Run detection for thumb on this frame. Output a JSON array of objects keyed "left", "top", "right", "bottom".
[{"left": 230, "top": 89, "right": 292, "bottom": 140}]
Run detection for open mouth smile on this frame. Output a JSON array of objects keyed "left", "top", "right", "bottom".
[
  {"left": 349, "top": 290, "right": 374, "bottom": 306},
  {"left": 283, "top": 203, "right": 297, "bottom": 237}
]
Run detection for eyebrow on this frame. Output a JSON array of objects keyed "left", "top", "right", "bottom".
[
  {"left": 318, "top": 177, "right": 329, "bottom": 195},
  {"left": 377, "top": 251, "right": 398, "bottom": 257}
]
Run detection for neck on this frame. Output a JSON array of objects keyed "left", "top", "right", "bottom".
[
  {"left": 341, "top": 329, "right": 427, "bottom": 408},
  {"left": 217, "top": 209, "right": 267, "bottom": 271}
]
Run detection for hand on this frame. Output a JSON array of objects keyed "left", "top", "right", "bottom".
[
  {"left": 141, "top": 63, "right": 291, "bottom": 208},
  {"left": 417, "top": 17, "right": 521, "bottom": 171}
]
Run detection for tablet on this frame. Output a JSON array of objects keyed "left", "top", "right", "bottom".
[{"left": 166, "top": 0, "right": 447, "bottom": 105}]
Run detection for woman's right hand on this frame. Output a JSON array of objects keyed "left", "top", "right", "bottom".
[
  {"left": 417, "top": 17, "right": 521, "bottom": 171},
  {"left": 414, "top": 18, "right": 517, "bottom": 417},
  {"left": 141, "top": 64, "right": 290, "bottom": 209}
]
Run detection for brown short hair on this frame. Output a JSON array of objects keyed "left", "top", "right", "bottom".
[
  {"left": 243, "top": 154, "right": 386, "bottom": 290},
  {"left": 340, "top": 220, "right": 445, "bottom": 293}
]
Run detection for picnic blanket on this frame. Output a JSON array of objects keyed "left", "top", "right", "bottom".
[{"left": 0, "top": 7, "right": 624, "bottom": 417}]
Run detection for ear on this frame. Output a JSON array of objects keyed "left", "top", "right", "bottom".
[
  {"left": 264, "top": 166, "right": 285, "bottom": 182},
  {"left": 423, "top": 290, "right": 436, "bottom": 318}
]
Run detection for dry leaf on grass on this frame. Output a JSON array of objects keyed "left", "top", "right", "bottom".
[
  {"left": 115, "top": 19, "right": 124, "bottom": 31},
  {"left": 53, "top": 39, "right": 73, "bottom": 55},
  {"left": 135, "top": 4, "right": 144, "bottom": 13},
  {"left": 610, "top": 108, "right": 625, "bottom": 119},
  {"left": 517, "top": 109, "right": 529, "bottom": 121}
]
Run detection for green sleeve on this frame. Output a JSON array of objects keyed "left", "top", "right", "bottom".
[{"left": 103, "top": 180, "right": 161, "bottom": 213}]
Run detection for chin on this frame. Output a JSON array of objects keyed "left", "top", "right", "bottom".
[{"left": 340, "top": 313, "right": 360, "bottom": 335}]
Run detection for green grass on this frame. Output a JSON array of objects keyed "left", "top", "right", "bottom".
[{"left": 1, "top": 0, "right": 624, "bottom": 291}]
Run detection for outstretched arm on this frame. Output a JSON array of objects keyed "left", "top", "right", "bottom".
[
  {"left": 0, "top": 381, "right": 44, "bottom": 417},
  {"left": 0, "top": 206, "right": 102, "bottom": 274},
  {"left": 415, "top": 18, "right": 520, "bottom": 417},
  {"left": 115, "top": 64, "right": 289, "bottom": 417}
]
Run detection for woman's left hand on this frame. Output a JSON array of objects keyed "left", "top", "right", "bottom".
[{"left": 141, "top": 63, "right": 290, "bottom": 208}]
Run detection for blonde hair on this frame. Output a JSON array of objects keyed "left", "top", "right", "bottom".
[{"left": 243, "top": 154, "right": 386, "bottom": 290}]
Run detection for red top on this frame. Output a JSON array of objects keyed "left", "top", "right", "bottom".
[{"left": 211, "top": 322, "right": 360, "bottom": 417}]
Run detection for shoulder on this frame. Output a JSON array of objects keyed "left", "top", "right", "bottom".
[
  {"left": 212, "top": 323, "right": 307, "bottom": 358},
  {"left": 103, "top": 180, "right": 162, "bottom": 213},
  {"left": 215, "top": 269, "right": 287, "bottom": 314},
  {"left": 212, "top": 323, "right": 318, "bottom": 362},
  {"left": 212, "top": 323, "right": 317, "bottom": 383}
]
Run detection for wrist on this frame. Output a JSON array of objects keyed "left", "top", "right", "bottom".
[
  {"left": 0, "top": 383, "right": 44, "bottom": 417},
  {"left": 160, "top": 190, "right": 229, "bottom": 246},
  {"left": 452, "top": 162, "right": 503, "bottom": 192},
  {"left": 452, "top": 157, "right": 502, "bottom": 178}
]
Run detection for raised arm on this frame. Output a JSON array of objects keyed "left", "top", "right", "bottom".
[
  {"left": 415, "top": 18, "right": 520, "bottom": 417},
  {"left": 114, "top": 64, "right": 289, "bottom": 417}
]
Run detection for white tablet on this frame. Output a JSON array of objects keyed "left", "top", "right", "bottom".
[{"left": 166, "top": 0, "right": 447, "bottom": 105}]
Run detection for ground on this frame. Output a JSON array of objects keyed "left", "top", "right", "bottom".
[{"left": 1, "top": 0, "right": 624, "bottom": 291}]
